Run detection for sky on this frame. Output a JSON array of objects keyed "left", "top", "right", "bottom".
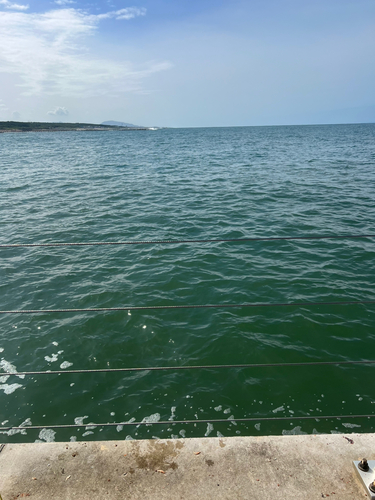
[{"left": 0, "top": 0, "right": 374, "bottom": 127}]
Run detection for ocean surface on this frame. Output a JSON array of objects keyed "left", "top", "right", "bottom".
[{"left": 1, "top": 123, "right": 375, "bottom": 443}]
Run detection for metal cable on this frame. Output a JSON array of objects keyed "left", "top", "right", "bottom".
[
  {"left": 1, "top": 299, "right": 375, "bottom": 315},
  {"left": 0, "top": 233, "right": 374, "bottom": 249},
  {"left": 1, "top": 414, "right": 374, "bottom": 432},
  {"left": 1, "top": 359, "right": 375, "bottom": 377}
]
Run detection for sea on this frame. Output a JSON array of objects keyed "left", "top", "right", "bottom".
[{"left": 1, "top": 123, "right": 375, "bottom": 443}]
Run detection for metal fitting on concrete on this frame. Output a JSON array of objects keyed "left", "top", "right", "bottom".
[
  {"left": 369, "top": 481, "right": 375, "bottom": 494},
  {"left": 359, "top": 458, "right": 370, "bottom": 472}
]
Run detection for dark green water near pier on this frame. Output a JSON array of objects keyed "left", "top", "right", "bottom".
[{"left": 1, "top": 124, "right": 375, "bottom": 443}]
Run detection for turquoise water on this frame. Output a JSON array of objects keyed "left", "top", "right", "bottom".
[{"left": 1, "top": 123, "right": 375, "bottom": 443}]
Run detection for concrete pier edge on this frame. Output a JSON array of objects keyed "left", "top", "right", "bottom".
[{"left": 1, "top": 433, "right": 374, "bottom": 499}]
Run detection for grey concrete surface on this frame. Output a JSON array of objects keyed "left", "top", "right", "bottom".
[{"left": 0, "top": 433, "right": 373, "bottom": 499}]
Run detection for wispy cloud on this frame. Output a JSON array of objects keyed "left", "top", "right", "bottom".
[
  {"left": 54, "top": 0, "right": 75, "bottom": 5},
  {"left": 96, "top": 7, "right": 146, "bottom": 21},
  {"left": 0, "top": 0, "right": 29, "bottom": 11},
  {"left": 0, "top": 7, "right": 171, "bottom": 98}
]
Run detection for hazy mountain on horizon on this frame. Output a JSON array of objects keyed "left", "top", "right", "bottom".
[{"left": 101, "top": 120, "right": 144, "bottom": 128}]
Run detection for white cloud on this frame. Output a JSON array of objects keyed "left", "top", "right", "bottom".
[
  {"left": 0, "top": 0, "right": 29, "bottom": 11},
  {"left": 47, "top": 106, "right": 69, "bottom": 116},
  {"left": 96, "top": 7, "right": 146, "bottom": 21},
  {"left": 0, "top": 8, "right": 171, "bottom": 98},
  {"left": 54, "top": 0, "right": 75, "bottom": 5}
]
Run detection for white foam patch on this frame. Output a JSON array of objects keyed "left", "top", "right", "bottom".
[
  {"left": 179, "top": 429, "right": 186, "bottom": 438},
  {"left": 205, "top": 423, "right": 214, "bottom": 436},
  {"left": 282, "top": 426, "right": 307, "bottom": 435},
  {"left": 125, "top": 435, "right": 134, "bottom": 440},
  {"left": 217, "top": 431, "right": 224, "bottom": 437},
  {"left": 0, "top": 358, "right": 24, "bottom": 394},
  {"left": 0, "top": 383, "right": 23, "bottom": 395},
  {"left": 116, "top": 425, "right": 123, "bottom": 432},
  {"left": 144, "top": 414, "right": 161, "bottom": 423},
  {"left": 168, "top": 406, "right": 176, "bottom": 421},
  {"left": 38, "top": 428, "right": 56, "bottom": 442},
  {"left": 85, "top": 424, "right": 97, "bottom": 431},
  {"left": 60, "top": 361, "right": 73, "bottom": 369},
  {"left": 214, "top": 405, "right": 222, "bottom": 412},
  {"left": 342, "top": 423, "right": 361, "bottom": 429},
  {"left": 254, "top": 423, "right": 261, "bottom": 431},
  {"left": 45, "top": 354, "right": 59, "bottom": 363},
  {"left": 137, "top": 413, "right": 160, "bottom": 429},
  {"left": 223, "top": 408, "right": 230, "bottom": 414},
  {"left": 272, "top": 406, "right": 285, "bottom": 414},
  {"left": 227, "top": 415, "right": 237, "bottom": 426},
  {"left": 0, "top": 359, "right": 25, "bottom": 379},
  {"left": 0, "top": 418, "right": 32, "bottom": 436},
  {"left": 0, "top": 348, "right": 4, "bottom": 353},
  {"left": 52, "top": 342, "right": 59, "bottom": 346},
  {"left": 139, "top": 413, "right": 160, "bottom": 427},
  {"left": 70, "top": 436, "right": 77, "bottom": 442},
  {"left": 82, "top": 431, "right": 94, "bottom": 437},
  {"left": 74, "top": 416, "right": 88, "bottom": 425}
]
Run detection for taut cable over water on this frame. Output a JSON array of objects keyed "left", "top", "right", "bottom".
[
  {"left": 0, "top": 233, "right": 374, "bottom": 248},
  {"left": 1, "top": 359, "right": 375, "bottom": 377},
  {"left": 1, "top": 413, "right": 374, "bottom": 433},
  {"left": 1, "top": 299, "right": 374, "bottom": 315}
]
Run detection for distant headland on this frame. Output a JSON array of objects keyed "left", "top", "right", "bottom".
[{"left": 0, "top": 121, "right": 158, "bottom": 133}]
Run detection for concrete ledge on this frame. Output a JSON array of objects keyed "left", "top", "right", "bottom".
[{"left": 0, "top": 433, "right": 373, "bottom": 499}]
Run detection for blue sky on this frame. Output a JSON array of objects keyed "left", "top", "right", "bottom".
[{"left": 0, "top": 0, "right": 374, "bottom": 126}]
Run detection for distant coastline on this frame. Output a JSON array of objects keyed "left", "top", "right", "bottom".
[{"left": 0, "top": 121, "right": 154, "bottom": 133}]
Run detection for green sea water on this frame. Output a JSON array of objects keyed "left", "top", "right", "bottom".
[{"left": 0, "top": 124, "right": 375, "bottom": 443}]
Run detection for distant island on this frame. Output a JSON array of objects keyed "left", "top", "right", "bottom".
[{"left": 0, "top": 121, "right": 157, "bottom": 133}]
